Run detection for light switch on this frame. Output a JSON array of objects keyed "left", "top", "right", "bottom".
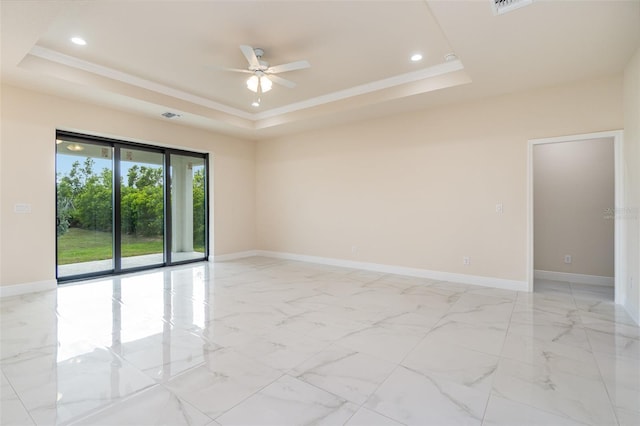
[{"left": 14, "top": 203, "right": 32, "bottom": 214}]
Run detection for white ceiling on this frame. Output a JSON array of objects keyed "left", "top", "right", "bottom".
[{"left": 2, "top": 0, "right": 639, "bottom": 140}]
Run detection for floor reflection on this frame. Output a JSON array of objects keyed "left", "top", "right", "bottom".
[{"left": 1, "top": 259, "right": 638, "bottom": 426}]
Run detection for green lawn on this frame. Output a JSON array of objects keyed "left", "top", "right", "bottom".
[{"left": 57, "top": 227, "right": 163, "bottom": 265}]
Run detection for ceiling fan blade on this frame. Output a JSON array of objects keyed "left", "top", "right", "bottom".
[
  {"left": 240, "top": 45, "right": 260, "bottom": 69},
  {"left": 267, "top": 60, "right": 310, "bottom": 74},
  {"left": 208, "top": 65, "right": 252, "bottom": 73},
  {"left": 268, "top": 74, "right": 297, "bottom": 89}
]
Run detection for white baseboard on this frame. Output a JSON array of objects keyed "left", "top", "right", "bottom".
[
  {"left": 534, "top": 270, "right": 614, "bottom": 286},
  {"left": 624, "top": 302, "right": 640, "bottom": 325},
  {"left": 0, "top": 251, "right": 528, "bottom": 298},
  {"left": 0, "top": 279, "right": 57, "bottom": 298},
  {"left": 212, "top": 250, "right": 259, "bottom": 262},
  {"left": 256, "top": 250, "right": 528, "bottom": 292}
]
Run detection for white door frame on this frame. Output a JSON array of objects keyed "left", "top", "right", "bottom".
[{"left": 527, "top": 130, "right": 625, "bottom": 303}]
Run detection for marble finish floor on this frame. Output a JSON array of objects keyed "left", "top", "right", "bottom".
[{"left": 1, "top": 257, "right": 638, "bottom": 425}]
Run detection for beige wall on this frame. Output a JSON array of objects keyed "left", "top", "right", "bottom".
[
  {"left": 0, "top": 74, "right": 628, "bottom": 289},
  {"left": 256, "top": 77, "right": 623, "bottom": 282},
  {"left": 533, "top": 138, "right": 614, "bottom": 277},
  {"left": 0, "top": 84, "right": 256, "bottom": 287},
  {"left": 623, "top": 47, "right": 640, "bottom": 323}
]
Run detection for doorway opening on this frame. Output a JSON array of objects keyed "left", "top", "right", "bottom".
[
  {"left": 55, "top": 131, "right": 209, "bottom": 282},
  {"left": 527, "top": 130, "right": 625, "bottom": 305}
]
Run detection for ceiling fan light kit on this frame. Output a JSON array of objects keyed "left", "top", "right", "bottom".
[
  {"left": 260, "top": 75, "right": 273, "bottom": 92},
  {"left": 246, "top": 72, "right": 272, "bottom": 93},
  {"left": 246, "top": 75, "right": 259, "bottom": 92}
]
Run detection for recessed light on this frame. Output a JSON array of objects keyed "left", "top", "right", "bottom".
[
  {"left": 71, "top": 37, "right": 87, "bottom": 46},
  {"left": 410, "top": 53, "right": 423, "bottom": 62},
  {"left": 251, "top": 101, "right": 260, "bottom": 108},
  {"left": 67, "top": 143, "right": 84, "bottom": 152}
]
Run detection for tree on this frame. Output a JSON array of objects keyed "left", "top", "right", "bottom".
[
  {"left": 75, "top": 167, "right": 112, "bottom": 232},
  {"left": 57, "top": 158, "right": 113, "bottom": 234},
  {"left": 57, "top": 157, "right": 167, "bottom": 238},
  {"left": 56, "top": 187, "right": 73, "bottom": 236},
  {"left": 57, "top": 159, "right": 99, "bottom": 232},
  {"left": 121, "top": 165, "right": 164, "bottom": 236}
]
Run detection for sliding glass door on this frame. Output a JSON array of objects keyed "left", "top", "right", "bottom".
[
  {"left": 56, "top": 132, "right": 208, "bottom": 281},
  {"left": 119, "top": 148, "right": 165, "bottom": 270},
  {"left": 56, "top": 140, "right": 114, "bottom": 277},
  {"left": 170, "top": 154, "right": 207, "bottom": 262}
]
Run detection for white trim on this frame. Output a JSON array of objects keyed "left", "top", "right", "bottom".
[
  {"left": 29, "top": 46, "right": 255, "bottom": 120},
  {"left": 28, "top": 45, "right": 464, "bottom": 123},
  {"left": 256, "top": 250, "right": 527, "bottom": 292},
  {"left": 534, "top": 270, "right": 614, "bottom": 286},
  {"left": 253, "top": 60, "right": 465, "bottom": 120},
  {"left": 1, "top": 250, "right": 528, "bottom": 297},
  {"left": 526, "top": 139, "right": 534, "bottom": 292},
  {"left": 627, "top": 301, "right": 640, "bottom": 325},
  {"left": 212, "top": 250, "right": 259, "bottom": 262},
  {"left": 527, "top": 130, "right": 625, "bottom": 302},
  {"left": 612, "top": 132, "right": 627, "bottom": 306},
  {"left": 0, "top": 280, "right": 57, "bottom": 298}
]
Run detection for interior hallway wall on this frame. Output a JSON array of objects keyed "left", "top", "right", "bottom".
[{"left": 533, "top": 138, "right": 614, "bottom": 278}]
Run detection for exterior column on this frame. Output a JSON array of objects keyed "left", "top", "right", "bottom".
[{"left": 171, "top": 157, "right": 194, "bottom": 253}]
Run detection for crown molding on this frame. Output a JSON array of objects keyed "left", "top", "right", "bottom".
[
  {"left": 29, "top": 45, "right": 254, "bottom": 120},
  {"left": 28, "top": 45, "right": 465, "bottom": 124},
  {"left": 253, "top": 60, "right": 464, "bottom": 120}
]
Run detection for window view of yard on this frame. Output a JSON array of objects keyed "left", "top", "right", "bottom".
[
  {"left": 57, "top": 145, "right": 206, "bottom": 276},
  {"left": 57, "top": 157, "right": 205, "bottom": 265},
  {"left": 57, "top": 228, "right": 163, "bottom": 265},
  {"left": 57, "top": 156, "right": 168, "bottom": 265}
]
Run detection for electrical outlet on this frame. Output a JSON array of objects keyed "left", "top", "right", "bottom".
[
  {"left": 495, "top": 203, "right": 504, "bottom": 214},
  {"left": 463, "top": 256, "right": 471, "bottom": 265},
  {"left": 351, "top": 246, "right": 358, "bottom": 255},
  {"left": 564, "top": 255, "right": 572, "bottom": 264}
]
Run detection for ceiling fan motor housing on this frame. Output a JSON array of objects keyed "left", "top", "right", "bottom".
[{"left": 251, "top": 48, "right": 269, "bottom": 71}]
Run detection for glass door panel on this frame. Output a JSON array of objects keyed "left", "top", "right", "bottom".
[
  {"left": 56, "top": 140, "right": 114, "bottom": 278},
  {"left": 120, "top": 148, "right": 165, "bottom": 270},
  {"left": 170, "top": 154, "right": 206, "bottom": 262}
]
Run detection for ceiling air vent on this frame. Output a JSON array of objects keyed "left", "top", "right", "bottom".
[{"left": 492, "top": 0, "right": 533, "bottom": 15}]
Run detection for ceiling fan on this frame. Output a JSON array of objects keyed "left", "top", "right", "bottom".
[{"left": 222, "top": 45, "right": 311, "bottom": 95}]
